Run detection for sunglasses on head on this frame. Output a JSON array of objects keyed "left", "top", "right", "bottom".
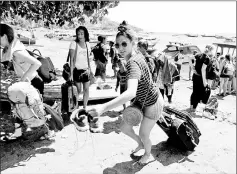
[{"left": 115, "top": 42, "right": 127, "bottom": 49}]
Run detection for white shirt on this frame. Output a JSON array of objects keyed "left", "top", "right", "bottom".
[{"left": 69, "top": 41, "right": 91, "bottom": 70}]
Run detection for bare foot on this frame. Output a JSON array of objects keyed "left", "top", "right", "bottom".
[
  {"left": 138, "top": 154, "right": 150, "bottom": 164},
  {"left": 132, "top": 144, "right": 144, "bottom": 154}
]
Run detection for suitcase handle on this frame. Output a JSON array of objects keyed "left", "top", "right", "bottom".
[{"left": 33, "top": 49, "right": 42, "bottom": 56}]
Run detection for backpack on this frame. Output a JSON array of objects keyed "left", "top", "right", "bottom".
[
  {"left": 145, "top": 55, "right": 157, "bottom": 82},
  {"left": 206, "top": 56, "right": 219, "bottom": 80},
  {"left": 92, "top": 44, "right": 107, "bottom": 63},
  {"left": 157, "top": 106, "right": 201, "bottom": 151},
  {"left": 27, "top": 49, "right": 57, "bottom": 83},
  {"left": 8, "top": 82, "right": 49, "bottom": 141}
]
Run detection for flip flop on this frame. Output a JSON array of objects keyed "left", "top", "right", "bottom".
[{"left": 130, "top": 152, "right": 142, "bottom": 161}]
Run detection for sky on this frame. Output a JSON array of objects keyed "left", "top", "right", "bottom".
[{"left": 107, "top": 1, "right": 236, "bottom": 35}]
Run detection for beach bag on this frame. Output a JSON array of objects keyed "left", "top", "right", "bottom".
[
  {"left": 157, "top": 106, "right": 201, "bottom": 151},
  {"left": 62, "top": 43, "right": 78, "bottom": 82},
  {"left": 43, "top": 103, "right": 64, "bottom": 131},
  {"left": 203, "top": 96, "right": 218, "bottom": 115},
  {"left": 27, "top": 49, "right": 57, "bottom": 83}
]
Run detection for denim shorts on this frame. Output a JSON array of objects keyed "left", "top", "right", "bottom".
[{"left": 142, "top": 96, "right": 164, "bottom": 120}]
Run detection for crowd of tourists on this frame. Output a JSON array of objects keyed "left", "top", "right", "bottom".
[{"left": 0, "top": 21, "right": 236, "bottom": 165}]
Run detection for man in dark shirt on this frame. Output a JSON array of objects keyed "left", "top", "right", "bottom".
[
  {"left": 190, "top": 45, "right": 213, "bottom": 113},
  {"left": 92, "top": 35, "right": 108, "bottom": 82}
]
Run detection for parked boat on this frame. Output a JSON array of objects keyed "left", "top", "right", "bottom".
[{"left": 17, "top": 34, "right": 36, "bottom": 45}]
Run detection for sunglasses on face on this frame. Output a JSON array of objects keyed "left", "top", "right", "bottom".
[{"left": 115, "top": 42, "right": 127, "bottom": 49}]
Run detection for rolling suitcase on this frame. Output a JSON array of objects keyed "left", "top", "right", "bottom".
[
  {"left": 157, "top": 106, "right": 201, "bottom": 151},
  {"left": 61, "top": 81, "right": 78, "bottom": 122}
]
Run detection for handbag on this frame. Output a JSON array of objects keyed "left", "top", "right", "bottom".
[
  {"left": 62, "top": 43, "right": 78, "bottom": 81},
  {"left": 85, "top": 43, "right": 96, "bottom": 85}
]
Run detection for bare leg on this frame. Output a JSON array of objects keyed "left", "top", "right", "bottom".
[
  {"left": 232, "top": 76, "right": 236, "bottom": 92},
  {"left": 120, "top": 120, "right": 143, "bottom": 153},
  {"left": 82, "top": 82, "right": 90, "bottom": 110},
  {"left": 219, "top": 78, "right": 224, "bottom": 94},
  {"left": 75, "top": 82, "right": 82, "bottom": 109},
  {"left": 138, "top": 117, "right": 157, "bottom": 163},
  {"left": 223, "top": 78, "right": 228, "bottom": 95}
]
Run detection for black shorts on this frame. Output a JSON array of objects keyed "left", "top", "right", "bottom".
[{"left": 73, "top": 68, "right": 90, "bottom": 83}]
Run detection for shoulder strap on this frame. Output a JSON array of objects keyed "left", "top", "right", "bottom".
[
  {"left": 85, "top": 42, "right": 91, "bottom": 70},
  {"left": 70, "top": 42, "right": 78, "bottom": 72},
  {"left": 66, "top": 52, "right": 70, "bottom": 63}
]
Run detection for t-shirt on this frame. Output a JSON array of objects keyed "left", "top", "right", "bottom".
[
  {"left": 194, "top": 53, "right": 210, "bottom": 75},
  {"left": 8, "top": 39, "right": 38, "bottom": 81},
  {"left": 69, "top": 41, "right": 91, "bottom": 70},
  {"left": 126, "top": 53, "right": 158, "bottom": 107}
]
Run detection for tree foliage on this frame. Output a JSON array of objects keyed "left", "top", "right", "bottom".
[{"left": 0, "top": 1, "right": 119, "bottom": 27}]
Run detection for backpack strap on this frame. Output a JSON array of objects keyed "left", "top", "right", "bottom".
[
  {"left": 70, "top": 42, "right": 78, "bottom": 75},
  {"left": 85, "top": 42, "right": 91, "bottom": 71}
]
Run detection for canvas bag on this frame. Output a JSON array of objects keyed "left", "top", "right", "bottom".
[
  {"left": 62, "top": 43, "right": 78, "bottom": 81},
  {"left": 27, "top": 49, "right": 57, "bottom": 83}
]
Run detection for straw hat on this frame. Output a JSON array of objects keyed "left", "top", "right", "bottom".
[{"left": 123, "top": 105, "right": 143, "bottom": 126}]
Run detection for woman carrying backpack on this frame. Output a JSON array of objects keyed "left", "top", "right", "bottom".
[
  {"left": 69, "top": 26, "right": 92, "bottom": 110},
  {"left": 218, "top": 54, "right": 234, "bottom": 96},
  {"left": 82, "top": 22, "right": 164, "bottom": 165},
  {"left": 0, "top": 24, "right": 44, "bottom": 94}
]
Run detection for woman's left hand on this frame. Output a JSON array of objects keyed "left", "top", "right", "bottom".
[{"left": 87, "top": 104, "right": 105, "bottom": 117}]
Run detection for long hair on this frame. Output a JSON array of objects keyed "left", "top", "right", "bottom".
[
  {"left": 0, "top": 23, "right": 15, "bottom": 44},
  {"left": 75, "top": 26, "right": 90, "bottom": 42}
]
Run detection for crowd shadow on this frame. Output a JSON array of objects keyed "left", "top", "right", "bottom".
[
  {"left": 1, "top": 139, "right": 55, "bottom": 171},
  {"left": 151, "top": 141, "right": 194, "bottom": 166},
  {"left": 103, "top": 140, "right": 194, "bottom": 174},
  {"left": 101, "top": 110, "right": 123, "bottom": 134}
]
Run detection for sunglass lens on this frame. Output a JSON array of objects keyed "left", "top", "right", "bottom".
[{"left": 122, "top": 42, "right": 127, "bottom": 47}]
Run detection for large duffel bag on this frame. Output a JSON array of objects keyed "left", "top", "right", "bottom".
[{"left": 157, "top": 106, "right": 201, "bottom": 151}]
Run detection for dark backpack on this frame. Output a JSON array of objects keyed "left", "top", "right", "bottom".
[
  {"left": 92, "top": 44, "right": 107, "bottom": 63},
  {"left": 206, "top": 56, "right": 219, "bottom": 80},
  {"left": 27, "top": 49, "right": 57, "bottom": 83}
]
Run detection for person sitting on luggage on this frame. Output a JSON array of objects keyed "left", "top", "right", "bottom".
[
  {"left": 115, "top": 58, "right": 127, "bottom": 110},
  {"left": 84, "top": 22, "right": 164, "bottom": 165},
  {"left": 0, "top": 23, "right": 44, "bottom": 95},
  {"left": 69, "top": 26, "right": 92, "bottom": 110}
]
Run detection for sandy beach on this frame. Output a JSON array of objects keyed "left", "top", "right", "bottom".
[{"left": 1, "top": 28, "right": 236, "bottom": 174}]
